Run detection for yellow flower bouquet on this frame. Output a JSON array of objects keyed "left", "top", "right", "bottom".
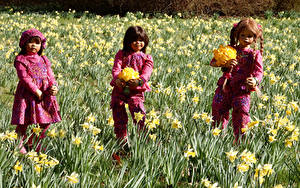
[
  {"left": 118, "top": 67, "right": 140, "bottom": 95},
  {"left": 213, "top": 45, "right": 237, "bottom": 66},
  {"left": 118, "top": 67, "right": 139, "bottom": 82}
]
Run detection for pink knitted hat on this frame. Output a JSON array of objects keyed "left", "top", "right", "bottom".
[{"left": 19, "top": 28, "right": 46, "bottom": 49}]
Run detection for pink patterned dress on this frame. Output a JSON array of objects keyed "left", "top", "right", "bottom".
[{"left": 11, "top": 54, "right": 61, "bottom": 125}]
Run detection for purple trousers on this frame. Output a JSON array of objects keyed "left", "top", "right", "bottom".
[
  {"left": 111, "top": 90, "right": 146, "bottom": 141},
  {"left": 212, "top": 86, "right": 251, "bottom": 140}
]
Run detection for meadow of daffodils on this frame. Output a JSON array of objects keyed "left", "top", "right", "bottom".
[{"left": 0, "top": 9, "right": 299, "bottom": 187}]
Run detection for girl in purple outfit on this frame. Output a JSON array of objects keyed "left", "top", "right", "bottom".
[
  {"left": 110, "top": 26, "right": 153, "bottom": 145},
  {"left": 210, "top": 18, "right": 264, "bottom": 143},
  {"left": 11, "top": 29, "right": 61, "bottom": 154}
]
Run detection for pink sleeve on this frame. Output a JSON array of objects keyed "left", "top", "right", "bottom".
[
  {"left": 42, "top": 56, "right": 57, "bottom": 86},
  {"left": 252, "top": 50, "right": 263, "bottom": 84},
  {"left": 110, "top": 50, "right": 123, "bottom": 86},
  {"left": 139, "top": 54, "right": 153, "bottom": 84},
  {"left": 14, "top": 60, "right": 38, "bottom": 94}
]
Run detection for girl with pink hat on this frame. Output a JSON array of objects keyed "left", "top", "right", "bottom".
[{"left": 11, "top": 28, "right": 61, "bottom": 154}]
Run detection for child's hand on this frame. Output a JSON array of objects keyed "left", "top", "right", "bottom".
[
  {"left": 128, "top": 79, "right": 140, "bottom": 88},
  {"left": 116, "top": 78, "right": 126, "bottom": 88},
  {"left": 225, "top": 59, "right": 238, "bottom": 68},
  {"left": 246, "top": 77, "right": 257, "bottom": 89},
  {"left": 36, "top": 89, "right": 43, "bottom": 100},
  {"left": 50, "top": 85, "right": 58, "bottom": 96}
]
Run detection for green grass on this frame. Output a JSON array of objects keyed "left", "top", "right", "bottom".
[{"left": 0, "top": 9, "right": 299, "bottom": 187}]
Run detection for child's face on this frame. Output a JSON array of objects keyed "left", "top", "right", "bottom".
[
  {"left": 238, "top": 29, "right": 255, "bottom": 48},
  {"left": 25, "top": 37, "right": 41, "bottom": 54},
  {"left": 130, "top": 40, "right": 145, "bottom": 52}
]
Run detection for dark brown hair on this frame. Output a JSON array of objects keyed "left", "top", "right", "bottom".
[
  {"left": 230, "top": 18, "right": 264, "bottom": 54},
  {"left": 123, "top": 26, "right": 149, "bottom": 53},
  {"left": 19, "top": 36, "right": 43, "bottom": 55}
]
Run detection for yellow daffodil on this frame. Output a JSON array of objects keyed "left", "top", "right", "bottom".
[
  {"left": 134, "top": 112, "right": 144, "bottom": 123},
  {"left": 172, "top": 119, "right": 182, "bottom": 129},
  {"left": 38, "top": 158, "right": 47, "bottom": 165},
  {"left": 233, "top": 182, "right": 242, "bottom": 188},
  {"left": 93, "top": 142, "right": 104, "bottom": 151},
  {"left": 268, "top": 135, "right": 276, "bottom": 143},
  {"left": 153, "top": 118, "right": 160, "bottom": 125},
  {"left": 47, "top": 128, "right": 57, "bottom": 138},
  {"left": 45, "top": 158, "right": 59, "bottom": 167},
  {"left": 240, "top": 150, "right": 256, "bottom": 164},
  {"left": 268, "top": 128, "right": 278, "bottom": 136},
  {"left": 87, "top": 114, "right": 96, "bottom": 123},
  {"left": 277, "top": 117, "right": 290, "bottom": 127},
  {"left": 33, "top": 126, "right": 41, "bottom": 136},
  {"left": 213, "top": 45, "right": 237, "bottom": 66},
  {"left": 13, "top": 161, "right": 23, "bottom": 174},
  {"left": 5, "top": 131, "right": 18, "bottom": 141},
  {"left": 39, "top": 153, "right": 47, "bottom": 159},
  {"left": 205, "top": 116, "right": 214, "bottom": 124},
  {"left": 164, "top": 110, "right": 173, "bottom": 119},
  {"left": 209, "top": 182, "right": 220, "bottom": 188},
  {"left": 291, "top": 128, "right": 299, "bottom": 141},
  {"left": 33, "top": 157, "right": 40, "bottom": 163},
  {"left": 148, "top": 108, "right": 157, "bottom": 118},
  {"left": 107, "top": 116, "right": 114, "bottom": 126},
  {"left": 27, "top": 151, "right": 38, "bottom": 160},
  {"left": 237, "top": 163, "right": 250, "bottom": 172},
  {"left": 289, "top": 101, "right": 298, "bottom": 111},
  {"left": 254, "top": 165, "right": 262, "bottom": 179},
  {"left": 81, "top": 122, "right": 92, "bottom": 130},
  {"left": 72, "top": 136, "right": 82, "bottom": 146},
  {"left": 259, "top": 176, "right": 265, "bottom": 185},
  {"left": 285, "top": 124, "right": 295, "bottom": 132},
  {"left": 66, "top": 172, "right": 79, "bottom": 184},
  {"left": 34, "top": 165, "right": 42, "bottom": 174},
  {"left": 201, "top": 178, "right": 211, "bottom": 187},
  {"left": 241, "top": 127, "right": 248, "bottom": 133},
  {"left": 200, "top": 112, "right": 208, "bottom": 120},
  {"left": 212, "top": 128, "right": 221, "bottom": 136},
  {"left": 184, "top": 148, "right": 196, "bottom": 159},
  {"left": 32, "top": 183, "right": 41, "bottom": 188},
  {"left": 147, "top": 122, "right": 156, "bottom": 129},
  {"left": 261, "top": 164, "right": 274, "bottom": 177},
  {"left": 59, "top": 129, "right": 66, "bottom": 138},
  {"left": 193, "top": 112, "right": 200, "bottom": 119},
  {"left": 261, "top": 94, "right": 269, "bottom": 101},
  {"left": 225, "top": 149, "right": 238, "bottom": 163},
  {"left": 247, "top": 121, "right": 259, "bottom": 129},
  {"left": 149, "top": 134, "right": 157, "bottom": 141},
  {"left": 286, "top": 109, "right": 292, "bottom": 115},
  {"left": 258, "top": 103, "right": 265, "bottom": 109},
  {"left": 285, "top": 139, "right": 292, "bottom": 148},
  {"left": 118, "top": 67, "right": 139, "bottom": 82},
  {"left": 192, "top": 96, "right": 199, "bottom": 103}
]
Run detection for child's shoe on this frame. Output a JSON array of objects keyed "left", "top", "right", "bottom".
[
  {"left": 18, "top": 141, "right": 27, "bottom": 154},
  {"left": 19, "top": 146, "right": 27, "bottom": 154},
  {"left": 112, "top": 152, "right": 121, "bottom": 165}
]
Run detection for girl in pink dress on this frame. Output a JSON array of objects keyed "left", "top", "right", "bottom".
[
  {"left": 11, "top": 29, "right": 61, "bottom": 154},
  {"left": 110, "top": 26, "right": 153, "bottom": 147},
  {"left": 210, "top": 18, "right": 264, "bottom": 143}
]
